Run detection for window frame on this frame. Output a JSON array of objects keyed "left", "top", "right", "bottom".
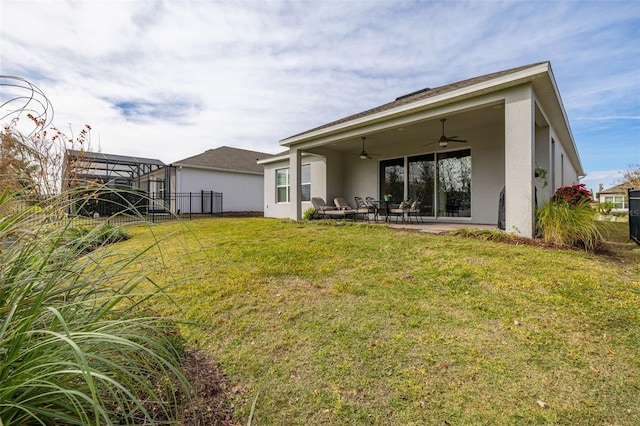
[
  {"left": 276, "top": 164, "right": 311, "bottom": 203},
  {"left": 301, "top": 164, "right": 311, "bottom": 202},
  {"left": 276, "top": 168, "right": 290, "bottom": 203},
  {"left": 604, "top": 195, "right": 625, "bottom": 209}
]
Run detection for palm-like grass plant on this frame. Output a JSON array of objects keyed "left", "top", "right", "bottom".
[
  {"left": 0, "top": 187, "right": 192, "bottom": 425},
  {"left": 537, "top": 184, "right": 604, "bottom": 251}
]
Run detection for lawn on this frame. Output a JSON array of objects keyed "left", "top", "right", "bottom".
[{"left": 111, "top": 218, "right": 639, "bottom": 425}]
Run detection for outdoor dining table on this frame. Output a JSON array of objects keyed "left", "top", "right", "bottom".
[{"left": 375, "top": 199, "right": 394, "bottom": 222}]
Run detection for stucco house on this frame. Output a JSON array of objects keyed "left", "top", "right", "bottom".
[
  {"left": 64, "top": 146, "right": 273, "bottom": 216},
  {"left": 258, "top": 62, "right": 584, "bottom": 238},
  {"left": 596, "top": 182, "right": 634, "bottom": 213},
  {"left": 142, "top": 146, "right": 274, "bottom": 213}
]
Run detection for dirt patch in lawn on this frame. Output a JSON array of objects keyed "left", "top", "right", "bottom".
[
  {"left": 146, "top": 349, "right": 239, "bottom": 425},
  {"left": 223, "top": 211, "right": 263, "bottom": 218},
  {"left": 180, "top": 349, "right": 238, "bottom": 425}
]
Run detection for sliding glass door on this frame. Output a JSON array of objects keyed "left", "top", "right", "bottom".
[
  {"left": 379, "top": 149, "right": 471, "bottom": 218},
  {"left": 408, "top": 154, "right": 435, "bottom": 216},
  {"left": 437, "top": 149, "right": 471, "bottom": 217},
  {"left": 379, "top": 158, "right": 404, "bottom": 201}
]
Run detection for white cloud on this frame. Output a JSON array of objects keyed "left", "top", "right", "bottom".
[
  {"left": 1, "top": 0, "right": 639, "bottom": 171},
  {"left": 581, "top": 169, "right": 624, "bottom": 194}
]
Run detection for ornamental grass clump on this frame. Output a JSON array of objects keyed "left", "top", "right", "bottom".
[
  {"left": 0, "top": 187, "right": 192, "bottom": 425},
  {"left": 537, "top": 184, "right": 604, "bottom": 251}
]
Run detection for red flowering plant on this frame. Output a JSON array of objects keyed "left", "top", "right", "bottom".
[{"left": 551, "top": 184, "right": 592, "bottom": 206}]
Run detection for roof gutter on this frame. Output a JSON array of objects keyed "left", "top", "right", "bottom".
[
  {"left": 257, "top": 151, "right": 317, "bottom": 166},
  {"left": 171, "top": 163, "right": 264, "bottom": 176}
]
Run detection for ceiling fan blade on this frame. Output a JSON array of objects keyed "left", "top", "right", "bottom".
[
  {"left": 423, "top": 139, "right": 443, "bottom": 146},
  {"left": 446, "top": 139, "right": 467, "bottom": 143}
]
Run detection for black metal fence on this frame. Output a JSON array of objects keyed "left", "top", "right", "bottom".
[
  {"left": 629, "top": 189, "right": 640, "bottom": 245},
  {"left": 73, "top": 190, "right": 223, "bottom": 225}
]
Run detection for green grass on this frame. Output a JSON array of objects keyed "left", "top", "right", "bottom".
[{"left": 114, "top": 218, "right": 640, "bottom": 425}]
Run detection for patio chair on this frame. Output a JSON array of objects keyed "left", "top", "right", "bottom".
[
  {"left": 334, "top": 197, "right": 351, "bottom": 209},
  {"left": 365, "top": 196, "right": 382, "bottom": 221},
  {"left": 354, "top": 196, "right": 376, "bottom": 222},
  {"left": 311, "top": 197, "right": 355, "bottom": 220},
  {"left": 388, "top": 199, "right": 411, "bottom": 223},
  {"left": 311, "top": 197, "right": 339, "bottom": 217},
  {"left": 407, "top": 200, "right": 423, "bottom": 223},
  {"left": 445, "top": 197, "right": 461, "bottom": 216},
  {"left": 333, "top": 197, "right": 359, "bottom": 221}
]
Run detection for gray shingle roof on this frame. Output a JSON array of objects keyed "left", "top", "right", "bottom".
[
  {"left": 598, "top": 182, "right": 635, "bottom": 195},
  {"left": 284, "top": 61, "right": 549, "bottom": 141},
  {"left": 173, "top": 146, "right": 274, "bottom": 174}
]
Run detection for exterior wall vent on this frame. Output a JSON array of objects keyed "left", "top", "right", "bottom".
[{"left": 396, "top": 87, "right": 431, "bottom": 101}]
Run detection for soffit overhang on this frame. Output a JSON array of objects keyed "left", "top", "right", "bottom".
[{"left": 276, "top": 62, "right": 584, "bottom": 176}]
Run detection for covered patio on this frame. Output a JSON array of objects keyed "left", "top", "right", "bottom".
[{"left": 260, "top": 62, "right": 584, "bottom": 238}]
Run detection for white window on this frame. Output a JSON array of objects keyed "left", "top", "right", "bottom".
[
  {"left": 301, "top": 164, "right": 311, "bottom": 202},
  {"left": 605, "top": 196, "right": 625, "bottom": 209},
  {"left": 276, "top": 168, "right": 289, "bottom": 203},
  {"left": 276, "top": 165, "right": 311, "bottom": 203}
]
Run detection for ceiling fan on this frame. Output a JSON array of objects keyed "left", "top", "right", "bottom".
[
  {"left": 425, "top": 118, "right": 468, "bottom": 148},
  {"left": 356, "top": 136, "right": 379, "bottom": 160}
]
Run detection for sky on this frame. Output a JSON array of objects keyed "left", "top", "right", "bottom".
[{"left": 1, "top": 0, "right": 639, "bottom": 194}]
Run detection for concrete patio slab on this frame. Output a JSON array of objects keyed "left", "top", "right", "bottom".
[{"left": 387, "top": 222, "right": 499, "bottom": 234}]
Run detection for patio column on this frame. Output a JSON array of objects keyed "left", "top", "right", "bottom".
[
  {"left": 504, "top": 85, "right": 535, "bottom": 238},
  {"left": 289, "top": 148, "right": 302, "bottom": 220}
]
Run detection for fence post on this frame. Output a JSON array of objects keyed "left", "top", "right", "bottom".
[
  {"left": 629, "top": 188, "right": 639, "bottom": 245},
  {"left": 151, "top": 194, "right": 155, "bottom": 223},
  {"left": 210, "top": 190, "right": 213, "bottom": 217},
  {"left": 189, "top": 192, "right": 192, "bottom": 219}
]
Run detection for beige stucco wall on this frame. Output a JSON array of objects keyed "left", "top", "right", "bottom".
[
  {"left": 504, "top": 84, "right": 535, "bottom": 236},
  {"left": 263, "top": 154, "right": 327, "bottom": 218},
  {"left": 176, "top": 166, "right": 264, "bottom": 212}
]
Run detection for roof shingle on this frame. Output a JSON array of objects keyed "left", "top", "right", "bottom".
[
  {"left": 173, "top": 146, "right": 274, "bottom": 174},
  {"left": 283, "top": 61, "right": 549, "bottom": 141}
]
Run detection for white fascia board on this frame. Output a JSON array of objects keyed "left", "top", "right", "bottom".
[
  {"left": 256, "top": 152, "right": 316, "bottom": 165},
  {"left": 280, "top": 63, "right": 551, "bottom": 148},
  {"left": 544, "top": 64, "right": 585, "bottom": 176},
  {"left": 172, "top": 163, "right": 263, "bottom": 176}
]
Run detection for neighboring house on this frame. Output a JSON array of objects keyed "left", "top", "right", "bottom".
[
  {"left": 258, "top": 62, "right": 585, "bottom": 238},
  {"left": 142, "top": 146, "right": 274, "bottom": 213},
  {"left": 596, "top": 182, "right": 634, "bottom": 213}
]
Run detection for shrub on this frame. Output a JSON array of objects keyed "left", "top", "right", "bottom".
[
  {"left": 537, "top": 188, "right": 604, "bottom": 251},
  {"left": 303, "top": 207, "right": 321, "bottom": 220},
  {"left": 0, "top": 187, "right": 193, "bottom": 425},
  {"left": 598, "top": 201, "right": 616, "bottom": 215},
  {"left": 551, "top": 183, "right": 592, "bottom": 206}
]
